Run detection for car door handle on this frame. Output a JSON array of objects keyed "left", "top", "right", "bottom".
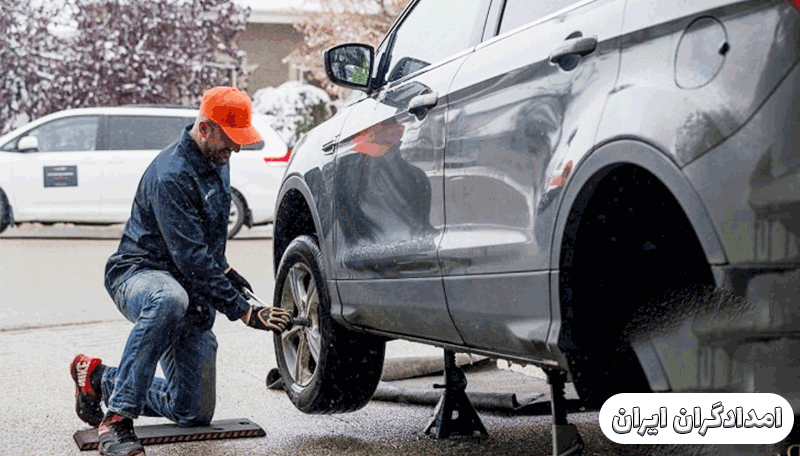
[
  {"left": 409, "top": 92, "right": 439, "bottom": 117},
  {"left": 549, "top": 36, "right": 598, "bottom": 66}
]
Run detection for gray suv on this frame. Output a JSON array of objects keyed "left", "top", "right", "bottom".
[{"left": 271, "top": 0, "right": 800, "bottom": 424}]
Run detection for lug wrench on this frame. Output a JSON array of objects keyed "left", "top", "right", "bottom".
[{"left": 242, "top": 288, "right": 311, "bottom": 329}]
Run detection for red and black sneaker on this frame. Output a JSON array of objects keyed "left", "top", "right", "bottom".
[
  {"left": 98, "top": 411, "right": 144, "bottom": 456},
  {"left": 70, "top": 354, "right": 105, "bottom": 427}
]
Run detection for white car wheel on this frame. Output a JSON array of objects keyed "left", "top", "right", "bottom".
[
  {"left": 228, "top": 192, "right": 245, "bottom": 239},
  {"left": 0, "top": 190, "right": 10, "bottom": 234}
]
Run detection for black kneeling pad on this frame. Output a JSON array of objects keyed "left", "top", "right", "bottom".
[{"left": 73, "top": 418, "right": 265, "bottom": 451}]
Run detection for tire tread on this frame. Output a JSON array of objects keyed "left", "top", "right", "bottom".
[{"left": 274, "top": 235, "right": 385, "bottom": 414}]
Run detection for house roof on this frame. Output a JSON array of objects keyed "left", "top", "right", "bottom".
[
  {"left": 237, "top": 0, "right": 324, "bottom": 23},
  {"left": 247, "top": 8, "right": 304, "bottom": 24},
  {"left": 240, "top": 0, "right": 386, "bottom": 24}
]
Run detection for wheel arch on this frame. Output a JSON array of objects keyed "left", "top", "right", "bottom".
[
  {"left": 547, "top": 139, "right": 728, "bottom": 394},
  {"left": 273, "top": 175, "right": 326, "bottom": 278},
  {"left": 550, "top": 139, "right": 727, "bottom": 271}
]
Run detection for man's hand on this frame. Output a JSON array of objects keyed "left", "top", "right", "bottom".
[
  {"left": 241, "top": 305, "right": 292, "bottom": 332},
  {"left": 225, "top": 267, "right": 252, "bottom": 295}
]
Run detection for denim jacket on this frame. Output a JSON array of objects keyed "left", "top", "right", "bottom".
[{"left": 105, "top": 125, "right": 249, "bottom": 330}]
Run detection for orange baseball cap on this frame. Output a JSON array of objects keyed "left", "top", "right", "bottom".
[{"left": 199, "top": 86, "right": 262, "bottom": 146}]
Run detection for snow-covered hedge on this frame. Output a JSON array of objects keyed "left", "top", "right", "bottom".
[{"left": 252, "top": 81, "right": 334, "bottom": 148}]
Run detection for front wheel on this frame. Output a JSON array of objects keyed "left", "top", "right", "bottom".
[
  {"left": 0, "top": 189, "right": 10, "bottom": 234},
  {"left": 273, "top": 235, "right": 385, "bottom": 413}
]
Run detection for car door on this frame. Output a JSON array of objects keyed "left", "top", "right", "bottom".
[
  {"left": 102, "top": 115, "right": 193, "bottom": 219},
  {"left": 333, "top": 0, "right": 491, "bottom": 343},
  {"left": 440, "top": 0, "right": 626, "bottom": 357},
  {"left": 10, "top": 115, "right": 104, "bottom": 221}
]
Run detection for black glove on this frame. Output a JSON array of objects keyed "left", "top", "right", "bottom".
[
  {"left": 225, "top": 267, "right": 252, "bottom": 295},
  {"left": 241, "top": 305, "right": 292, "bottom": 332}
]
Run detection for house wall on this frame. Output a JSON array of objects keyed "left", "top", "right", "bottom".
[{"left": 238, "top": 22, "right": 304, "bottom": 92}]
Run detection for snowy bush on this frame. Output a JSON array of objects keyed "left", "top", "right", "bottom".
[{"left": 252, "top": 81, "right": 334, "bottom": 148}]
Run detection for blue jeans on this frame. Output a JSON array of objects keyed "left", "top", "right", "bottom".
[{"left": 102, "top": 270, "right": 217, "bottom": 427}]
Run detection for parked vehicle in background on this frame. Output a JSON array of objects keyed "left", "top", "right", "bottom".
[
  {"left": 270, "top": 0, "right": 800, "bottom": 436},
  {"left": 0, "top": 106, "right": 290, "bottom": 238}
]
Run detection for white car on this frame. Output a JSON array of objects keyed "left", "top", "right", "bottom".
[{"left": 0, "top": 106, "right": 290, "bottom": 238}]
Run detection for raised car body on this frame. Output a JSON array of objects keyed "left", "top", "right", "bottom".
[{"left": 273, "top": 0, "right": 800, "bottom": 413}]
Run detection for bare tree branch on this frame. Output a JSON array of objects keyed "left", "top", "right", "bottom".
[{"left": 287, "top": 0, "right": 410, "bottom": 100}]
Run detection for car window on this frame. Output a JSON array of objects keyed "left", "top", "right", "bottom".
[
  {"left": 24, "top": 116, "right": 100, "bottom": 152},
  {"left": 104, "top": 115, "right": 192, "bottom": 150},
  {"left": 0, "top": 140, "right": 16, "bottom": 152},
  {"left": 384, "top": 0, "right": 484, "bottom": 83},
  {"left": 498, "top": 0, "right": 582, "bottom": 35}
]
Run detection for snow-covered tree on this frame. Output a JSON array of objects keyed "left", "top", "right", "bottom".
[
  {"left": 0, "top": 0, "right": 251, "bottom": 134},
  {"left": 0, "top": 0, "right": 64, "bottom": 132},
  {"left": 252, "top": 81, "right": 334, "bottom": 148},
  {"left": 54, "top": 0, "right": 250, "bottom": 109},
  {"left": 286, "top": 0, "right": 411, "bottom": 100}
]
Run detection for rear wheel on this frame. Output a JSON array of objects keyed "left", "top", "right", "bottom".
[
  {"left": 273, "top": 235, "right": 385, "bottom": 413},
  {"left": 227, "top": 191, "right": 245, "bottom": 239}
]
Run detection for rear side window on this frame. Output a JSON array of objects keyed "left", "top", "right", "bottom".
[
  {"left": 24, "top": 116, "right": 100, "bottom": 152},
  {"left": 385, "top": 0, "right": 484, "bottom": 83},
  {"left": 105, "top": 116, "right": 192, "bottom": 150},
  {"left": 498, "top": 0, "right": 581, "bottom": 35}
]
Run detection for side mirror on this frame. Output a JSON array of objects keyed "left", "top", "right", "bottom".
[
  {"left": 324, "top": 43, "right": 374, "bottom": 91},
  {"left": 18, "top": 136, "right": 39, "bottom": 152}
]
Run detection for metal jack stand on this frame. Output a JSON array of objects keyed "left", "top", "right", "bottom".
[
  {"left": 424, "top": 350, "right": 488, "bottom": 439},
  {"left": 546, "top": 370, "right": 584, "bottom": 456}
]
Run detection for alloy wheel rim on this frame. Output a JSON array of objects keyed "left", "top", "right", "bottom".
[{"left": 280, "top": 263, "right": 321, "bottom": 387}]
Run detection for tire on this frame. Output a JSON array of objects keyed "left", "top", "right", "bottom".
[
  {"left": 0, "top": 189, "right": 10, "bottom": 234},
  {"left": 563, "top": 274, "right": 654, "bottom": 409},
  {"left": 567, "top": 336, "right": 651, "bottom": 409},
  {"left": 273, "top": 235, "right": 386, "bottom": 414},
  {"left": 227, "top": 191, "right": 245, "bottom": 239},
  {"left": 569, "top": 285, "right": 740, "bottom": 407}
]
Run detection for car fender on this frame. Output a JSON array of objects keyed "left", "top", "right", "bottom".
[
  {"left": 0, "top": 153, "right": 12, "bottom": 190},
  {"left": 0, "top": 152, "right": 15, "bottom": 219},
  {"left": 549, "top": 139, "right": 727, "bottom": 271},
  {"left": 274, "top": 172, "right": 337, "bottom": 275},
  {"left": 273, "top": 99, "right": 355, "bottom": 281},
  {"left": 275, "top": 173, "right": 351, "bottom": 325}
]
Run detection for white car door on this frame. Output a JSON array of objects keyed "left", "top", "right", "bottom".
[
  {"left": 10, "top": 115, "right": 104, "bottom": 221},
  {"left": 101, "top": 115, "right": 194, "bottom": 220}
]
